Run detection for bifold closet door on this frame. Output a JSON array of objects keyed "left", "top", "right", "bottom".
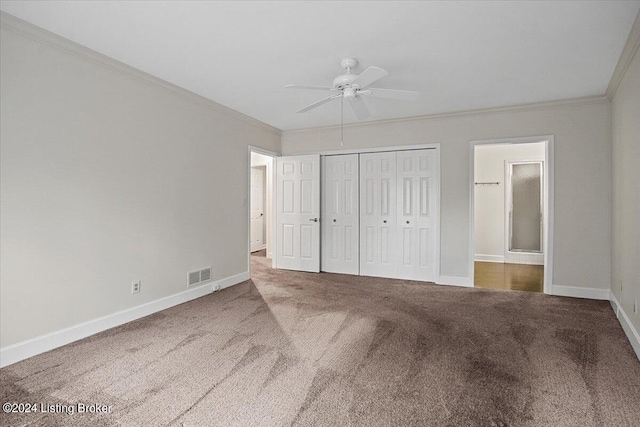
[
  {"left": 360, "top": 152, "right": 397, "bottom": 278},
  {"left": 396, "top": 149, "right": 437, "bottom": 281},
  {"left": 321, "top": 155, "right": 359, "bottom": 275}
]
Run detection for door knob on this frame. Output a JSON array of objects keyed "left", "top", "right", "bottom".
[
  {"left": 259, "top": 213, "right": 264, "bottom": 217},
  {"left": 383, "top": 220, "right": 387, "bottom": 223},
  {"left": 333, "top": 219, "right": 337, "bottom": 222},
  {"left": 406, "top": 221, "right": 410, "bottom": 224},
  {"left": 309, "top": 218, "right": 319, "bottom": 222}
]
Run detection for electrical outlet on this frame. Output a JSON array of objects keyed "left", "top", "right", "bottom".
[{"left": 131, "top": 280, "right": 141, "bottom": 294}]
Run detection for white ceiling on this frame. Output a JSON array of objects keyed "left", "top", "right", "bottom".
[{"left": 2, "top": 1, "right": 639, "bottom": 131}]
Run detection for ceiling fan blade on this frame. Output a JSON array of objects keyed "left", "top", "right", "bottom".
[
  {"left": 366, "top": 87, "right": 421, "bottom": 101},
  {"left": 351, "top": 66, "right": 388, "bottom": 88},
  {"left": 348, "top": 96, "right": 371, "bottom": 120},
  {"left": 285, "top": 84, "right": 334, "bottom": 91},
  {"left": 297, "top": 94, "right": 342, "bottom": 113}
]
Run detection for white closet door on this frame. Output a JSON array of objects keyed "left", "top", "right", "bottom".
[
  {"left": 360, "top": 152, "right": 397, "bottom": 278},
  {"left": 275, "top": 154, "right": 321, "bottom": 272},
  {"left": 322, "top": 155, "right": 359, "bottom": 275},
  {"left": 396, "top": 149, "right": 437, "bottom": 281}
]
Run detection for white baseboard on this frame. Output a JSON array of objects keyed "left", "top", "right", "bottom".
[
  {"left": 216, "top": 271, "right": 250, "bottom": 290},
  {"left": 610, "top": 292, "right": 640, "bottom": 361},
  {"left": 551, "top": 285, "right": 610, "bottom": 300},
  {"left": 474, "top": 254, "right": 505, "bottom": 263},
  {"left": 437, "top": 275, "right": 473, "bottom": 287},
  {"left": 0, "top": 271, "right": 250, "bottom": 368}
]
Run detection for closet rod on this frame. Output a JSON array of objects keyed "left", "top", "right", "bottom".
[{"left": 474, "top": 182, "right": 500, "bottom": 185}]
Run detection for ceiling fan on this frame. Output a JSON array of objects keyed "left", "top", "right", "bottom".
[{"left": 285, "top": 57, "right": 420, "bottom": 121}]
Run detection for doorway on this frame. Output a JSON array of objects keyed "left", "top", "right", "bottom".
[
  {"left": 470, "top": 137, "right": 553, "bottom": 294},
  {"left": 248, "top": 147, "right": 278, "bottom": 275}
]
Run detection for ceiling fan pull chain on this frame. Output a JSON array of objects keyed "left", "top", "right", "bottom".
[{"left": 341, "top": 96, "right": 344, "bottom": 146}]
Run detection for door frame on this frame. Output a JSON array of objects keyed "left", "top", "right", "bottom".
[
  {"left": 250, "top": 166, "right": 267, "bottom": 253},
  {"left": 469, "top": 136, "right": 554, "bottom": 294},
  {"left": 306, "top": 143, "right": 441, "bottom": 283},
  {"left": 248, "top": 146, "right": 280, "bottom": 275}
]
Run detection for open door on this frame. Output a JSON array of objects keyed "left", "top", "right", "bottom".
[
  {"left": 250, "top": 167, "right": 265, "bottom": 252},
  {"left": 275, "top": 154, "right": 321, "bottom": 272}
]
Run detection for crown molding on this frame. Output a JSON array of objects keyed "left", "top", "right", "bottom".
[
  {"left": 606, "top": 10, "right": 640, "bottom": 100},
  {"left": 282, "top": 95, "right": 609, "bottom": 136},
  {"left": 0, "top": 12, "right": 282, "bottom": 136}
]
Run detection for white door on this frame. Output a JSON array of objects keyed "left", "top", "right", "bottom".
[
  {"left": 250, "top": 167, "right": 265, "bottom": 252},
  {"left": 396, "top": 149, "right": 437, "bottom": 281},
  {"left": 360, "top": 152, "right": 397, "bottom": 278},
  {"left": 275, "top": 154, "right": 321, "bottom": 272},
  {"left": 322, "top": 154, "right": 359, "bottom": 275}
]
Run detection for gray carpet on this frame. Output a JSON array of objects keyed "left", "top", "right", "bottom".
[{"left": 1, "top": 254, "right": 639, "bottom": 426}]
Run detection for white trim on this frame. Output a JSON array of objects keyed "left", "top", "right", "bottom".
[
  {"left": 474, "top": 254, "right": 505, "bottom": 263},
  {"left": 437, "top": 276, "right": 473, "bottom": 288},
  {"left": 551, "top": 285, "right": 610, "bottom": 300},
  {"left": 606, "top": 10, "right": 640, "bottom": 99},
  {"left": 610, "top": 292, "right": 640, "bottom": 361},
  {"left": 0, "top": 11, "right": 281, "bottom": 136},
  {"left": 248, "top": 146, "right": 281, "bottom": 158},
  {"left": 247, "top": 146, "right": 280, "bottom": 273},
  {"left": 215, "top": 271, "right": 250, "bottom": 291},
  {"left": 310, "top": 143, "right": 440, "bottom": 157},
  {"left": 469, "top": 135, "right": 554, "bottom": 294},
  {"left": 434, "top": 147, "right": 442, "bottom": 283},
  {"left": 0, "top": 271, "right": 249, "bottom": 368},
  {"left": 282, "top": 97, "right": 608, "bottom": 135},
  {"left": 610, "top": 293, "right": 620, "bottom": 315}
]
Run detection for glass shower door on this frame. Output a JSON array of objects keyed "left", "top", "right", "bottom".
[{"left": 509, "top": 162, "right": 543, "bottom": 253}]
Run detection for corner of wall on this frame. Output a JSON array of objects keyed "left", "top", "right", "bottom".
[{"left": 609, "top": 292, "right": 640, "bottom": 361}]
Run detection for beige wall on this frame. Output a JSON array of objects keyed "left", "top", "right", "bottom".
[
  {"left": 474, "top": 143, "right": 545, "bottom": 261},
  {"left": 611, "top": 45, "right": 640, "bottom": 332},
  {"left": 282, "top": 99, "right": 612, "bottom": 289},
  {"left": 0, "top": 27, "right": 280, "bottom": 347}
]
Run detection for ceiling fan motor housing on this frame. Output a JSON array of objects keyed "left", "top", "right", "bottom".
[
  {"left": 333, "top": 73, "right": 357, "bottom": 89},
  {"left": 333, "top": 57, "right": 359, "bottom": 89}
]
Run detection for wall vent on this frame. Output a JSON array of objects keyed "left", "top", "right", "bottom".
[
  {"left": 188, "top": 267, "right": 212, "bottom": 288},
  {"left": 200, "top": 268, "right": 211, "bottom": 282}
]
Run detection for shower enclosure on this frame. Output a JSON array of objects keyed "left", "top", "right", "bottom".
[{"left": 506, "top": 161, "right": 543, "bottom": 264}]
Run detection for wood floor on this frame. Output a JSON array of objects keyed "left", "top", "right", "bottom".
[{"left": 474, "top": 261, "right": 544, "bottom": 292}]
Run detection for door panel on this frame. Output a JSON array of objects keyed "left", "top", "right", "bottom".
[
  {"left": 396, "top": 149, "right": 436, "bottom": 281},
  {"left": 276, "top": 155, "right": 320, "bottom": 272},
  {"left": 321, "top": 154, "right": 359, "bottom": 275},
  {"left": 360, "top": 152, "right": 397, "bottom": 278}
]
